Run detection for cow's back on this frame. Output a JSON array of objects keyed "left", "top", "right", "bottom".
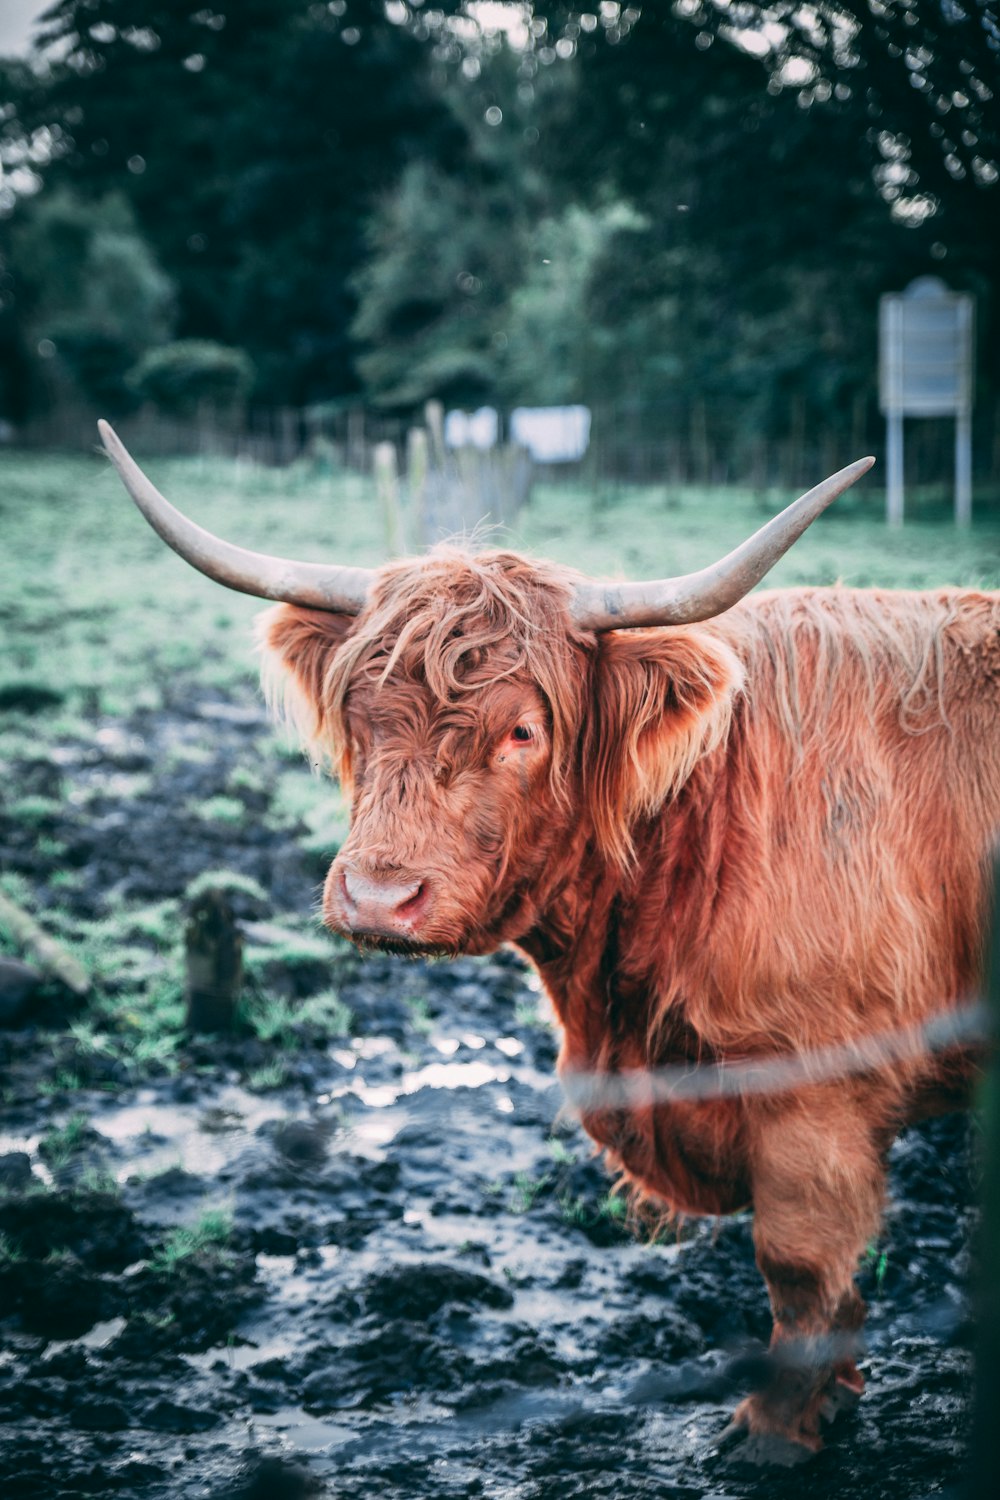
[{"left": 628, "top": 587, "right": 1000, "bottom": 1061}]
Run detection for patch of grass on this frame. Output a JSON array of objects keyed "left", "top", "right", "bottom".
[
  {"left": 0, "top": 1232, "right": 25, "bottom": 1266},
  {"left": 509, "top": 1169, "right": 552, "bottom": 1213},
  {"left": 864, "top": 1242, "right": 890, "bottom": 1290},
  {"left": 78, "top": 1166, "right": 120, "bottom": 1195},
  {"left": 597, "top": 1191, "right": 628, "bottom": 1222},
  {"left": 7, "top": 794, "right": 63, "bottom": 827},
  {"left": 95, "top": 975, "right": 185, "bottom": 1073},
  {"left": 185, "top": 869, "right": 268, "bottom": 909},
  {"left": 558, "top": 1193, "right": 591, "bottom": 1228},
  {"left": 151, "top": 1207, "right": 233, "bottom": 1273},
  {"left": 245, "top": 1061, "right": 289, "bottom": 1091},
  {"left": 192, "top": 794, "right": 246, "bottom": 826},
  {"left": 270, "top": 766, "right": 350, "bottom": 853},
  {"left": 39, "top": 1070, "right": 84, "bottom": 1097},
  {"left": 227, "top": 765, "right": 268, "bottom": 797},
  {"left": 68, "top": 1019, "right": 111, "bottom": 1057},
  {"left": 406, "top": 996, "right": 434, "bottom": 1036},
  {"left": 38, "top": 1113, "right": 90, "bottom": 1170},
  {"left": 296, "top": 988, "right": 353, "bottom": 1038},
  {"left": 239, "top": 980, "right": 350, "bottom": 1048},
  {"left": 514, "top": 998, "right": 546, "bottom": 1029},
  {"left": 240, "top": 993, "right": 299, "bottom": 1047}
]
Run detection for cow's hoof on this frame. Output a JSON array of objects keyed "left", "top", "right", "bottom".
[{"left": 819, "top": 1374, "right": 863, "bottom": 1423}]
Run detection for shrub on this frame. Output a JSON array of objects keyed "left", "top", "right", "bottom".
[{"left": 127, "top": 340, "right": 254, "bottom": 420}]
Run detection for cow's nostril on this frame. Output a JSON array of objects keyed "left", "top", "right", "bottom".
[
  {"left": 342, "top": 867, "right": 423, "bottom": 918},
  {"left": 396, "top": 882, "right": 424, "bottom": 915}
]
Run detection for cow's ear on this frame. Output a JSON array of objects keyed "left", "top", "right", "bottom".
[
  {"left": 586, "top": 626, "right": 743, "bottom": 868},
  {"left": 256, "top": 603, "right": 355, "bottom": 752}
]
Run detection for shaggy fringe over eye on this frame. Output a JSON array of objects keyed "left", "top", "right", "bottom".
[{"left": 321, "top": 547, "right": 592, "bottom": 806}]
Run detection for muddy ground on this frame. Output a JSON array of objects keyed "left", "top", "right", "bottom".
[{"left": 0, "top": 686, "right": 978, "bottom": 1499}]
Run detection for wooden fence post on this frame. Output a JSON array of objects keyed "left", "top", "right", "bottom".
[
  {"left": 184, "top": 886, "right": 242, "bottom": 1033},
  {"left": 972, "top": 848, "right": 1000, "bottom": 1500},
  {"left": 406, "top": 427, "right": 429, "bottom": 544},
  {"left": 374, "top": 440, "right": 404, "bottom": 557}
]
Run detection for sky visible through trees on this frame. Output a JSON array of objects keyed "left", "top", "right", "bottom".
[{"left": 0, "top": 1, "right": 996, "bottom": 462}]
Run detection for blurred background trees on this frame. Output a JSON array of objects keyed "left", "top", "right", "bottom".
[{"left": 0, "top": 0, "right": 997, "bottom": 467}]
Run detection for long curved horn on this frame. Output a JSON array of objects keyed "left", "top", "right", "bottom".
[
  {"left": 98, "top": 420, "right": 374, "bottom": 614},
  {"left": 571, "top": 456, "right": 876, "bottom": 631}
]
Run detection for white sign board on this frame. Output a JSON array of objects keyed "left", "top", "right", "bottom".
[
  {"left": 444, "top": 406, "right": 498, "bottom": 450},
  {"left": 879, "top": 276, "right": 974, "bottom": 417},
  {"left": 877, "top": 277, "right": 975, "bottom": 526},
  {"left": 509, "top": 405, "right": 591, "bottom": 464}
]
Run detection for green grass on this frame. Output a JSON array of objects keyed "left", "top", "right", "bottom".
[
  {"left": 0, "top": 449, "right": 389, "bottom": 718},
  {"left": 1, "top": 450, "right": 997, "bottom": 729},
  {"left": 38, "top": 1113, "right": 90, "bottom": 1170},
  {"left": 514, "top": 476, "right": 1000, "bottom": 592},
  {"left": 151, "top": 1207, "right": 234, "bottom": 1273}
]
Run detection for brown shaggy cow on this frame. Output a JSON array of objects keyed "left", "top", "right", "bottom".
[{"left": 98, "top": 421, "right": 999, "bottom": 1454}]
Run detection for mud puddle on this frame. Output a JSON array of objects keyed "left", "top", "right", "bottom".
[{"left": 0, "top": 689, "right": 979, "bottom": 1498}]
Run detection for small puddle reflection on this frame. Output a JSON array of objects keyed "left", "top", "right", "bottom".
[{"left": 93, "top": 1085, "right": 287, "bottom": 1182}]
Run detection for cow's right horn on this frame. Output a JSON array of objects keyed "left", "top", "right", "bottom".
[
  {"left": 571, "top": 456, "right": 876, "bottom": 631},
  {"left": 98, "top": 420, "right": 374, "bottom": 614}
]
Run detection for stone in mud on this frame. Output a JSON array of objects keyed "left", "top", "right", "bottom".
[
  {"left": 5, "top": 1258, "right": 112, "bottom": 1340},
  {"left": 271, "top": 1119, "right": 332, "bottom": 1165},
  {"left": 141, "top": 1397, "right": 222, "bottom": 1432},
  {"left": 221, "top": 1454, "right": 323, "bottom": 1500},
  {"left": 350, "top": 1261, "right": 514, "bottom": 1321},
  {"left": 0, "top": 1190, "right": 147, "bottom": 1270},
  {"left": 0, "top": 1152, "right": 33, "bottom": 1190},
  {"left": 0, "top": 958, "right": 42, "bottom": 1025}
]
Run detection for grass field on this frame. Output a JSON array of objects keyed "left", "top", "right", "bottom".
[{"left": 2, "top": 447, "right": 999, "bottom": 725}]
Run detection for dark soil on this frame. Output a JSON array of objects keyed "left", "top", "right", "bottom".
[{"left": 0, "top": 688, "right": 979, "bottom": 1498}]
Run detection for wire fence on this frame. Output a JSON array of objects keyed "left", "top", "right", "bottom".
[
  {"left": 559, "top": 999, "right": 990, "bottom": 1114},
  {"left": 13, "top": 393, "right": 1000, "bottom": 493}
]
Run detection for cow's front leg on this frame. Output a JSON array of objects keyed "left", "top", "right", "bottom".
[{"left": 732, "top": 1090, "right": 886, "bottom": 1453}]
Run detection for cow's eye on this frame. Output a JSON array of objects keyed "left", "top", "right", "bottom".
[{"left": 511, "top": 724, "right": 533, "bottom": 743}]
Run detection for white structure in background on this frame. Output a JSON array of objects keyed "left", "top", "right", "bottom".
[
  {"left": 509, "top": 405, "right": 591, "bottom": 463},
  {"left": 879, "top": 277, "right": 975, "bottom": 526},
  {"left": 444, "top": 406, "right": 499, "bottom": 450}
]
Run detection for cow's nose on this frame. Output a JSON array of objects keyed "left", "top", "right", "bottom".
[{"left": 338, "top": 865, "right": 426, "bottom": 932}]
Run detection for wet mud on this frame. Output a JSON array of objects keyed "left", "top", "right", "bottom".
[{"left": 0, "top": 690, "right": 978, "bottom": 1498}]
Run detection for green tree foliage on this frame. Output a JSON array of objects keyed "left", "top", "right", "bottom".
[
  {"left": 497, "top": 202, "right": 643, "bottom": 405},
  {"left": 2, "top": 187, "right": 173, "bottom": 414},
  {"left": 0, "top": 0, "right": 996, "bottom": 444},
  {"left": 15, "top": 0, "right": 464, "bottom": 404},
  {"left": 127, "top": 339, "right": 254, "bottom": 420},
  {"left": 351, "top": 159, "right": 531, "bottom": 409},
  {"left": 528, "top": 5, "right": 998, "bottom": 415}
]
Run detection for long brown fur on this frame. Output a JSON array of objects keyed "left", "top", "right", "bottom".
[{"left": 259, "top": 549, "right": 1000, "bottom": 1449}]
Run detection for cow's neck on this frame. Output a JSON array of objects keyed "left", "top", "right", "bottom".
[{"left": 516, "top": 747, "right": 731, "bottom": 1069}]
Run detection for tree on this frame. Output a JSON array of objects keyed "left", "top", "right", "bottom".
[
  {"left": 1, "top": 187, "right": 173, "bottom": 415},
  {"left": 13, "top": 0, "right": 465, "bottom": 403}
]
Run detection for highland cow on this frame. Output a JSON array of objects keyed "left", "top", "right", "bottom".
[{"left": 99, "top": 420, "right": 999, "bottom": 1452}]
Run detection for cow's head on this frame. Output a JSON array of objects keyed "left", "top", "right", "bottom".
[{"left": 97, "top": 420, "right": 873, "bottom": 956}]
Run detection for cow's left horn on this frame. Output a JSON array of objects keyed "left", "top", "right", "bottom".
[
  {"left": 98, "top": 420, "right": 374, "bottom": 614},
  {"left": 571, "top": 456, "right": 876, "bottom": 631}
]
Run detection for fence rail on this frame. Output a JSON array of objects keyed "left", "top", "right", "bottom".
[{"left": 10, "top": 393, "right": 1000, "bottom": 494}]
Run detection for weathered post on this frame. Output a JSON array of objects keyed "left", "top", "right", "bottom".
[
  {"left": 184, "top": 886, "right": 243, "bottom": 1033},
  {"left": 406, "top": 426, "right": 429, "bottom": 544},
  {"left": 373, "top": 440, "right": 404, "bottom": 557},
  {"left": 971, "top": 848, "right": 1000, "bottom": 1500}
]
